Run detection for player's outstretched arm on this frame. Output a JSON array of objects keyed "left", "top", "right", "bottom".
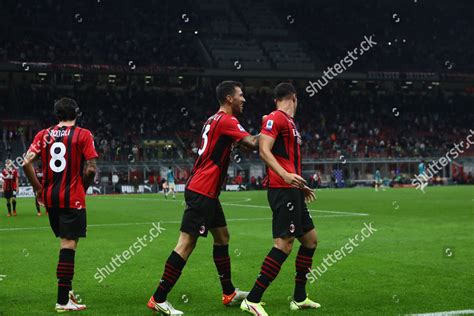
[
  {"left": 22, "top": 151, "right": 42, "bottom": 192},
  {"left": 83, "top": 159, "right": 97, "bottom": 191},
  {"left": 259, "top": 134, "right": 306, "bottom": 188},
  {"left": 236, "top": 134, "right": 260, "bottom": 152}
]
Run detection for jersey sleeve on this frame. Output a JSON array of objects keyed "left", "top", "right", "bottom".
[
  {"left": 222, "top": 116, "right": 250, "bottom": 142},
  {"left": 82, "top": 131, "right": 99, "bottom": 160},
  {"left": 28, "top": 130, "right": 45, "bottom": 155},
  {"left": 261, "top": 113, "right": 281, "bottom": 139}
]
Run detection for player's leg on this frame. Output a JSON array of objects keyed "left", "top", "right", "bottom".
[
  {"left": 148, "top": 231, "right": 196, "bottom": 315},
  {"left": 52, "top": 208, "right": 87, "bottom": 312},
  {"left": 245, "top": 189, "right": 295, "bottom": 307},
  {"left": 12, "top": 196, "right": 16, "bottom": 215},
  {"left": 148, "top": 190, "right": 207, "bottom": 315},
  {"left": 242, "top": 236, "right": 292, "bottom": 315},
  {"left": 6, "top": 196, "right": 12, "bottom": 216},
  {"left": 242, "top": 188, "right": 304, "bottom": 315},
  {"left": 56, "top": 238, "right": 78, "bottom": 305},
  {"left": 247, "top": 236, "right": 293, "bottom": 302},
  {"left": 163, "top": 182, "right": 168, "bottom": 197},
  {"left": 210, "top": 223, "right": 249, "bottom": 305},
  {"left": 290, "top": 189, "right": 320, "bottom": 310},
  {"left": 155, "top": 231, "right": 197, "bottom": 302},
  {"left": 210, "top": 226, "right": 235, "bottom": 294},
  {"left": 290, "top": 228, "right": 320, "bottom": 310},
  {"left": 169, "top": 183, "right": 175, "bottom": 199},
  {"left": 209, "top": 199, "right": 249, "bottom": 305}
]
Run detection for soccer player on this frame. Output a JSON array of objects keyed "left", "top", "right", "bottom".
[
  {"left": 241, "top": 83, "right": 319, "bottom": 315},
  {"left": 418, "top": 160, "right": 426, "bottom": 177},
  {"left": 23, "top": 97, "right": 98, "bottom": 312},
  {"left": 147, "top": 81, "right": 259, "bottom": 315},
  {"left": 165, "top": 166, "right": 176, "bottom": 199},
  {"left": 374, "top": 168, "right": 382, "bottom": 192},
  {"left": 34, "top": 163, "right": 44, "bottom": 215},
  {"left": 2, "top": 159, "right": 19, "bottom": 217}
]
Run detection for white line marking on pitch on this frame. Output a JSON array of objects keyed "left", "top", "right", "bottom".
[
  {"left": 95, "top": 196, "right": 369, "bottom": 217},
  {"left": 407, "top": 310, "right": 474, "bottom": 316},
  {"left": 0, "top": 213, "right": 360, "bottom": 232}
]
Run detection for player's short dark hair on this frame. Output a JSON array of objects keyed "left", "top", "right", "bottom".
[
  {"left": 216, "top": 81, "right": 242, "bottom": 104},
  {"left": 274, "top": 82, "right": 296, "bottom": 100},
  {"left": 53, "top": 97, "right": 79, "bottom": 121}
]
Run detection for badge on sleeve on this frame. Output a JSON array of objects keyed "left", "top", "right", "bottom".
[{"left": 265, "top": 120, "right": 274, "bottom": 131}]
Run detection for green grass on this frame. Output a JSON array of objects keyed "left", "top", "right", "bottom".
[{"left": 1, "top": 186, "right": 473, "bottom": 315}]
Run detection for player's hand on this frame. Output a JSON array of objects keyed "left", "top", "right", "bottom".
[
  {"left": 282, "top": 172, "right": 306, "bottom": 188},
  {"left": 36, "top": 188, "right": 45, "bottom": 207},
  {"left": 302, "top": 185, "right": 316, "bottom": 204}
]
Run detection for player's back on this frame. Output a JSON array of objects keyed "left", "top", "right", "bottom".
[
  {"left": 186, "top": 110, "right": 249, "bottom": 199},
  {"left": 30, "top": 125, "right": 97, "bottom": 209}
]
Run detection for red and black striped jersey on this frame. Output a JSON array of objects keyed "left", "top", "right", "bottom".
[
  {"left": 186, "top": 111, "right": 250, "bottom": 199},
  {"left": 261, "top": 110, "right": 302, "bottom": 188},
  {"left": 2, "top": 168, "right": 18, "bottom": 191},
  {"left": 28, "top": 125, "right": 98, "bottom": 209}
]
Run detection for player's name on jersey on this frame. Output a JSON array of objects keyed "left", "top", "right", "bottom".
[{"left": 49, "top": 129, "right": 71, "bottom": 138}]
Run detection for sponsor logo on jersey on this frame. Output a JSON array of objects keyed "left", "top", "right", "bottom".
[{"left": 292, "top": 128, "right": 302, "bottom": 145}]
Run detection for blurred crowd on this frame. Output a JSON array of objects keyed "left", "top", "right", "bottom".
[
  {"left": 1, "top": 0, "right": 472, "bottom": 71},
  {"left": 3, "top": 80, "right": 470, "bottom": 163},
  {"left": 279, "top": 0, "right": 473, "bottom": 72},
  {"left": 0, "top": 0, "right": 199, "bottom": 67}
]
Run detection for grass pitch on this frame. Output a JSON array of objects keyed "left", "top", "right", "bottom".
[{"left": 0, "top": 186, "right": 473, "bottom": 315}]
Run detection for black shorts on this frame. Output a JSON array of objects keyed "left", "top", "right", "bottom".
[
  {"left": 180, "top": 189, "right": 227, "bottom": 237},
  {"left": 47, "top": 208, "right": 87, "bottom": 239},
  {"left": 268, "top": 188, "right": 315, "bottom": 238},
  {"left": 4, "top": 190, "right": 16, "bottom": 199}
]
